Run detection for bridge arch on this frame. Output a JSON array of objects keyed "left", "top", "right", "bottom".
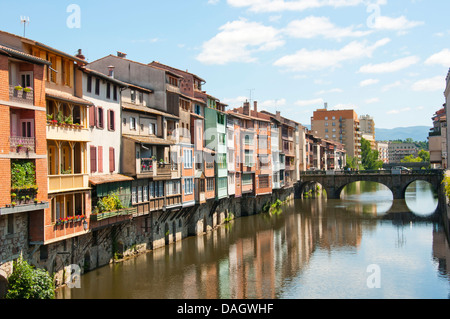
[{"left": 336, "top": 179, "right": 394, "bottom": 200}]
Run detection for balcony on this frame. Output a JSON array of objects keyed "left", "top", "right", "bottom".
[
  {"left": 10, "top": 136, "right": 36, "bottom": 154},
  {"left": 9, "top": 85, "right": 34, "bottom": 106},
  {"left": 90, "top": 207, "right": 137, "bottom": 222},
  {"left": 141, "top": 158, "right": 154, "bottom": 173},
  {"left": 48, "top": 174, "right": 89, "bottom": 194},
  {"left": 46, "top": 122, "right": 90, "bottom": 142}
]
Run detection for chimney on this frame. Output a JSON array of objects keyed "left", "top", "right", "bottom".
[
  {"left": 253, "top": 101, "right": 258, "bottom": 114},
  {"left": 243, "top": 101, "right": 250, "bottom": 116},
  {"left": 276, "top": 111, "right": 281, "bottom": 121},
  {"left": 108, "top": 65, "right": 115, "bottom": 78},
  {"left": 75, "top": 49, "right": 85, "bottom": 60},
  {"left": 117, "top": 51, "right": 127, "bottom": 58}
]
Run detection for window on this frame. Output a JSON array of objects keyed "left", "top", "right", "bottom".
[
  {"left": 245, "top": 150, "right": 254, "bottom": 167},
  {"left": 108, "top": 110, "right": 115, "bottom": 131},
  {"left": 149, "top": 182, "right": 155, "bottom": 199},
  {"left": 130, "top": 117, "right": 136, "bottom": 130},
  {"left": 149, "top": 122, "right": 156, "bottom": 135},
  {"left": 131, "top": 90, "right": 136, "bottom": 103},
  {"left": 242, "top": 174, "right": 252, "bottom": 186},
  {"left": 259, "top": 176, "right": 269, "bottom": 188},
  {"left": 218, "top": 177, "right": 227, "bottom": 190},
  {"left": 184, "top": 149, "right": 193, "bottom": 169},
  {"left": 113, "top": 85, "right": 118, "bottom": 101},
  {"left": 132, "top": 187, "right": 137, "bottom": 204},
  {"left": 95, "top": 78, "right": 100, "bottom": 95},
  {"left": 62, "top": 59, "right": 71, "bottom": 86},
  {"left": 106, "top": 83, "right": 111, "bottom": 99},
  {"left": 166, "top": 180, "right": 181, "bottom": 196},
  {"left": 184, "top": 178, "right": 194, "bottom": 195},
  {"left": 219, "top": 133, "right": 226, "bottom": 145},
  {"left": 143, "top": 185, "right": 148, "bottom": 202},
  {"left": 19, "top": 72, "right": 32, "bottom": 89},
  {"left": 217, "top": 113, "right": 225, "bottom": 125},
  {"left": 138, "top": 186, "right": 143, "bottom": 202},
  {"left": 207, "top": 178, "right": 214, "bottom": 191},
  {"left": 97, "top": 107, "right": 104, "bottom": 129},
  {"left": 244, "top": 134, "right": 253, "bottom": 145},
  {"left": 49, "top": 56, "right": 57, "bottom": 83},
  {"left": 87, "top": 75, "right": 92, "bottom": 93},
  {"left": 168, "top": 76, "right": 178, "bottom": 86},
  {"left": 139, "top": 92, "right": 143, "bottom": 104}
]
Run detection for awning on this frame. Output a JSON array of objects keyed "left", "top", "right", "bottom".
[
  {"left": 89, "top": 174, "right": 134, "bottom": 186},
  {"left": 46, "top": 88, "right": 94, "bottom": 106},
  {"left": 123, "top": 134, "right": 175, "bottom": 146}
]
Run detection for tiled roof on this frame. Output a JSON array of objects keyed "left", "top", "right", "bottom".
[
  {"left": 46, "top": 88, "right": 94, "bottom": 106},
  {"left": 0, "top": 44, "right": 51, "bottom": 65}
]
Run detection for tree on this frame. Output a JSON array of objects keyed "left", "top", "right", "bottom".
[
  {"left": 361, "top": 138, "right": 383, "bottom": 170},
  {"left": 5, "top": 257, "right": 55, "bottom": 299}
]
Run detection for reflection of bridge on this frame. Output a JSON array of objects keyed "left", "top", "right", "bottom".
[{"left": 296, "top": 169, "right": 445, "bottom": 200}]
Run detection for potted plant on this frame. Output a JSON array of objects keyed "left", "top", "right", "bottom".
[
  {"left": 16, "top": 144, "right": 24, "bottom": 152},
  {"left": 11, "top": 202, "right": 16, "bottom": 207},
  {"left": 14, "top": 85, "right": 23, "bottom": 91},
  {"left": 23, "top": 87, "right": 32, "bottom": 93}
]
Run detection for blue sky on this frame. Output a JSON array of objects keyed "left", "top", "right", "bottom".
[{"left": 1, "top": 0, "right": 449, "bottom": 129}]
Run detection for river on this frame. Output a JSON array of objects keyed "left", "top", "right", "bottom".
[{"left": 56, "top": 181, "right": 450, "bottom": 299}]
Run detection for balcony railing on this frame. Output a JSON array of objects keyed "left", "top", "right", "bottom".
[
  {"left": 9, "top": 86, "right": 34, "bottom": 106},
  {"left": 48, "top": 174, "right": 89, "bottom": 193},
  {"left": 10, "top": 136, "right": 36, "bottom": 153},
  {"left": 141, "top": 158, "right": 154, "bottom": 173},
  {"left": 90, "top": 207, "right": 137, "bottom": 222}
]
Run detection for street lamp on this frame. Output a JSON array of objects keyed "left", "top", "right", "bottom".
[{"left": 83, "top": 219, "right": 88, "bottom": 231}]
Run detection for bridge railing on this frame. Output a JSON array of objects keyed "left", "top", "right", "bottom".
[{"left": 300, "top": 169, "right": 444, "bottom": 176}]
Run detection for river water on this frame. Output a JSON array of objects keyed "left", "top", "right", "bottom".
[{"left": 57, "top": 181, "right": 450, "bottom": 299}]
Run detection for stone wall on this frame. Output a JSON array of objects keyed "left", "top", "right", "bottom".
[{"left": 22, "top": 188, "right": 294, "bottom": 288}]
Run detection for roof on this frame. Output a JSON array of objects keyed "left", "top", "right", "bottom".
[
  {"left": 123, "top": 134, "right": 175, "bottom": 146},
  {"left": 46, "top": 88, "right": 94, "bottom": 106},
  {"left": 122, "top": 103, "right": 179, "bottom": 119},
  {"left": 80, "top": 67, "right": 128, "bottom": 87},
  {"left": 89, "top": 174, "right": 134, "bottom": 185},
  {"left": 0, "top": 44, "right": 51, "bottom": 66},
  {"left": 149, "top": 61, "right": 206, "bottom": 83}
]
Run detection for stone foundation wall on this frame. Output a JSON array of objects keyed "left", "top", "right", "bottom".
[{"left": 7, "top": 188, "right": 294, "bottom": 288}]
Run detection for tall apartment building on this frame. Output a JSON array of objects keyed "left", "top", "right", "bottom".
[
  {"left": 359, "top": 115, "right": 375, "bottom": 138},
  {"left": 311, "top": 108, "right": 361, "bottom": 163},
  {"left": 388, "top": 142, "right": 420, "bottom": 163}
]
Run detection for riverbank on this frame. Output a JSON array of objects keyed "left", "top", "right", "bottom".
[{"left": 42, "top": 188, "right": 294, "bottom": 289}]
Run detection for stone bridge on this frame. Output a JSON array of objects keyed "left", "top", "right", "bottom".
[{"left": 296, "top": 169, "right": 445, "bottom": 200}]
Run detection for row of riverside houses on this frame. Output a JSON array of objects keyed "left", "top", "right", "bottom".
[{"left": 0, "top": 30, "right": 346, "bottom": 292}]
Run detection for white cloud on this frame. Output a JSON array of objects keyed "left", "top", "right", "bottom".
[
  {"left": 370, "top": 15, "right": 424, "bottom": 33},
  {"left": 284, "top": 16, "right": 372, "bottom": 40},
  {"left": 331, "top": 103, "right": 358, "bottom": 110},
  {"left": 294, "top": 98, "right": 324, "bottom": 107},
  {"left": 411, "top": 76, "right": 444, "bottom": 92},
  {"left": 221, "top": 96, "right": 248, "bottom": 107},
  {"left": 315, "top": 88, "right": 344, "bottom": 95},
  {"left": 387, "top": 107, "right": 411, "bottom": 115},
  {"left": 425, "top": 49, "right": 450, "bottom": 67},
  {"left": 360, "top": 79, "right": 379, "bottom": 87},
  {"left": 196, "top": 18, "right": 284, "bottom": 65},
  {"left": 359, "top": 56, "right": 419, "bottom": 73},
  {"left": 365, "top": 97, "right": 379, "bottom": 104},
  {"left": 227, "top": 0, "right": 365, "bottom": 13},
  {"left": 274, "top": 38, "right": 390, "bottom": 72},
  {"left": 259, "top": 98, "right": 287, "bottom": 109},
  {"left": 382, "top": 81, "right": 402, "bottom": 92}
]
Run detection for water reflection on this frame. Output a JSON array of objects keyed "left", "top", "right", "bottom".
[
  {"left": 405, "top": 181, "right": 439, "bottom": 217},
  {"left": 57, "top": 197, "right": 450, "bottom": 299}
]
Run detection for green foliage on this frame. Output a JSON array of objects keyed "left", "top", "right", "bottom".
[
  {"left": 401, "top": 150, "right": 430, "bottom": 168},
  {"left": 344, "top": 155, "right": 360, "bottom": 170},
  {"left": 96, "top": 193, "right": 125, "bottom": 213},
  {"left": 361, "top": 138, "right": 383, "bottom": 170},
  {"left": 11, "top": 161, "right": 36, "bottom": 189},
  {"left": 5, "top": 257, "right": 55, "bottom": 299},
  {"left": 442, "top": 176, "right": 450, "bottom": 201}
]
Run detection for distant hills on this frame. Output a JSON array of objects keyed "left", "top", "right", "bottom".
[{"left": 375, "top": 126, "right": 430, "bottom": 142}]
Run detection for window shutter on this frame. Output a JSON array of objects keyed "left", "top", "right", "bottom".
[
  {"left": 89, "top": 106, "right": 95, "bottom": 127},
  {"left": 90, "top": 146, "right": 97, "bottom": 173},
  {"left": 109, "top": 147, "right": 115, "bottom": 173},
  {"left": 98, "top": 146, "right": 103, "bottom": 173}
]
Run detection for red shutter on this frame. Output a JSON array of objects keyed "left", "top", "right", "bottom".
[
  {"left": 109, "top": 147, "right": 115, "bottom": 173},
  {"left": 89, "top": 106, "right": 95, "bottom": 127},
  {"left": 98, "top": 146, "right": 103, "bottom": 173},
  {"left": 90, "top": 146, "right": 97, "bottom": 173}
]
